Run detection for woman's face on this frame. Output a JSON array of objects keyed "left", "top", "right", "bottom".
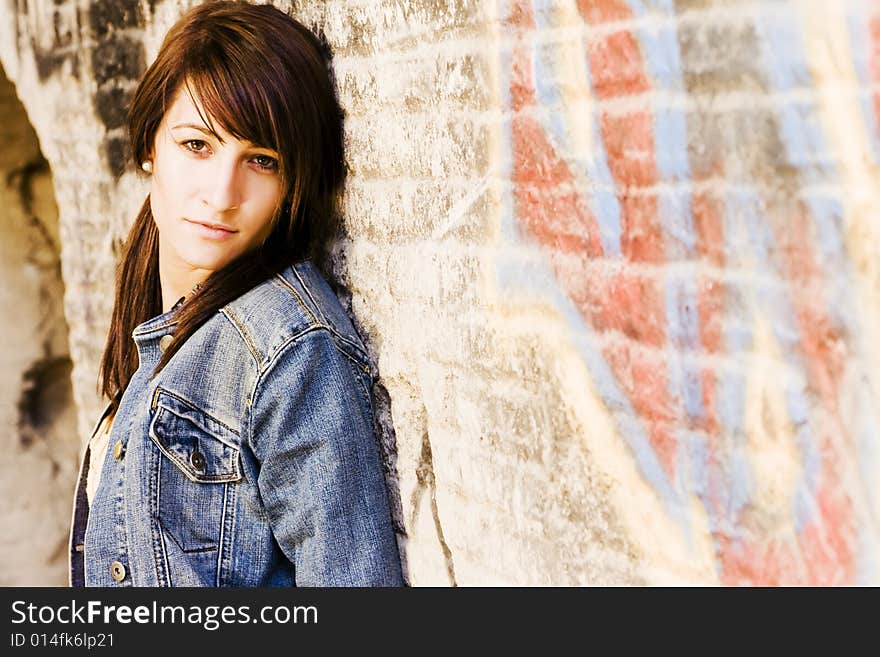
[{"left": 148, "top": 83, "right": 283, "bottom": 281}]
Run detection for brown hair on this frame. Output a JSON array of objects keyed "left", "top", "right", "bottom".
[{"left": 99, "top": 0, "right": 345, "bottom": 410}]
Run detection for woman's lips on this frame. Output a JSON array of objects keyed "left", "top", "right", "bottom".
[{"left": 185, "top": 218, "right": 237, "bottom": 240}]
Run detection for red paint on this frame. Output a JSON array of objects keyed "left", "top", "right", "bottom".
[
  {"left": 589, "top": 31, "right": 652, "bottom": 98},
  {"left": 577, "top": 0, "right": 633, "bottom": 25},
  {"left": 600, "top": 112, "right": 657, "bottom": 187},
  {"left": 577, "top": 0, "right": 675, "bottom": 475},
  {"left": 716, "top": 534, "right": 803, "bottom": 586},
  {"left": 770, "top": 205, "right": 855, "bottom": 583},
  {"left": 506, "top": 0, "right": 857, "bottom": 583},
  {"left": 868, "top": 15, "right": 880, "bottom": 144},
  {"left": 511, "top": 42, "right": 604, "bottom": 258},
  {"left": 510, "top": 37, "right": 535, "bottom": 112},
  {"left": 506, "top": 0, "right": 678, "bottom": 477},
  {"left": 709, "top": 204, "right": 856, "bottom": 585},
  {"left": 692, "top": 189, "right": 725, "bottom": 269},
  {"left": 600, "top": 343, "right": 677, "bottom": 472},
  {"left": 691, "top": 168, "right": 728, "bottom": 561},
  {"left": 584, "top": 272, "right": 666, "bottom": 347},
  {"left": 504, "top": 0, "right": 536, "bottom": 29}
]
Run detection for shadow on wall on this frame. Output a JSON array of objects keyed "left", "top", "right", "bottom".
[{"left": 0, "top": 63, "right": 79, "bottom": 586}]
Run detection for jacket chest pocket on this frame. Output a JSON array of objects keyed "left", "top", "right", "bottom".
[{"left": 148, "top": 388, "right": 241, "bottom": 553}]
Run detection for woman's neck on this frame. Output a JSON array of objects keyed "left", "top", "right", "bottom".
[{"left": 158, "top": 259, "right": 210, "bottom": 313}]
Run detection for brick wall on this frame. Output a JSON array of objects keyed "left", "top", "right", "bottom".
[{"left": 1, "top": 0, "right": 878, "bottom": 585}]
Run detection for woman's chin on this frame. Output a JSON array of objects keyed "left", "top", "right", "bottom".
[{"left": 178, "top": 251, "right": 237, "bottom": 275}]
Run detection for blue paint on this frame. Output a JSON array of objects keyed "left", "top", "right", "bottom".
[
  {"left": 850, "top": 372, "right": 880, "bottom": 583},
  {"left": 592, "top": 179, "right": 624, "bottom": 256},
  {"left": 532, "top": 0, "right": 623, "bottom": 257},
  {"left": 655, "top": 108, "right": 691, "bottom": 181},
  {"left": 857, "top": 94, "right": 880, "bottom": 163},
  {"left": 792, "top": 429, "right": 821, "bottom": 531},
  {"left": 757, "top": 7, "right": 879, "bottom": 540},
  {"left": 785, "top": 383, "right": 821, "bottom": 531},
  {"left": 628, "top": 0, "right": 725, "bottom": 540},
  {"left": 757, "top": 14, "right": 839, "bottom": 185},
  {"left": 792, "top": 396, "right": 820, "bottom": 471},
  {"left": 496, "top": 0, "right": 877, "bottom": 574},
  {"left": 495, "top": 251, "right": 689, "bottom": 522},
  {"left": 629, "top": 0, "right": 677, "bottom": 16},
  {"left": 757, "top": 15, "right": 814, "bottom": 91},
  {"left": 674, "top": 429, "right": 710, "bottom": 552},
  {"left": 659, "top": 190, "right": 697, "bottom": 257},
  {"left": 729, "top": 447, "right": 755, "bottom": 519},
  {"left": 801, "top": 194, "right": 850, "bottom": 329},
  {"left": 664, "top": 277, "right": 703, "bottom": 445},
  {"left": 802, "top": 195, "right": 845, "bottom": 270},
  {"left": 777, "top": 104, "right": 835, "bottom": 185},
  {"left": 589, "top": 115, "right": 624, "bottom": 257},
  {"left": 713, "top": 191, "right": 764, "bottom": 527},
  {"left": 634, "top": 21, "right": 685, "bottom": 94},
  {"left": 738, "top": 185, "right": 823, "bottom": 533},
  {"left": 497, "top": 20, "right": 687, "bottom": 517},
  {"left": 686, "top": 429, "right": 710, "bottom": 501}
]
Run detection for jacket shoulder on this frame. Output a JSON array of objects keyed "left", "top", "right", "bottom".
[{"left": 220, "top": 260, "right": 369, "bottom": 368}]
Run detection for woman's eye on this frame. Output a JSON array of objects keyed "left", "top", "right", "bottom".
[
  {"left": 253, "top": 155, "right": 278, "bottom": 172},
  {"left": 182, "top": 139, "right": 210, "bottom": 154}
]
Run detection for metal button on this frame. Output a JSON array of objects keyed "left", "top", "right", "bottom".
[
  {"left": 158, "top": 334, "right": 173, "bottom": 353},
  {"left": 189, "top": 450, "right": 206, "bottom": 471},
  {"left": 113, "top": 439, "right": 125, "bottom": 460},
  {"left": 110, "top": 561, "right": 126, "bottom": 582}
]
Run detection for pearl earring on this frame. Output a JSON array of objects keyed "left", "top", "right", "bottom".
[{"left": 141, "top": 161, "right": 152, "bottom": 173}]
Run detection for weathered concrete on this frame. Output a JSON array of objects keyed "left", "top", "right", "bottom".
[{"left": 0, "top": 64, "right": 76, "bottom": 586}]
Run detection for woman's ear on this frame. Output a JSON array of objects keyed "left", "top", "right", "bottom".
[{"left": 138, "top": 146, "right": 156, "bottom": 175}]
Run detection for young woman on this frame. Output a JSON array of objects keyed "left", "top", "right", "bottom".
[{"left": 68, "top": 0, "right": 405, "bottom": 587}]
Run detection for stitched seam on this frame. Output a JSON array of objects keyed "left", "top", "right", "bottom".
[
  {"left": 153, "top": 386, "right": 240, "bottom": 437},
  {"left": 152, "top": 442, "right": 239, "bottom": 483},
  {"left": 273, "top": 273, "right": 319, "bottom": 324},
  {"left": 245, "top": 325, "right": 327, "bottom": 453},
  {"left": 291, "top": 266, "right": 328, "bottom": 324},
  {"left": 216, "top": 481, "right": 231, "bottom": 586},
  {"left": 219, "top": 307, "right": 262, "bottom": 368},
  {"left": 258, "top": 325, "right": 369, "bottom": 378},
  {"left": 346, "top": 358, "right": 374, "bottom": 422},
  {"left": 156, "top": 457, "right": 172, "bottom": 586},
  {"left": 266, "top": 274, "right": 371, "bottom": 366},
  {"left": 149, "top": 408, "right": 241, "bottom": 483},
  {"left": 247, "top": 326, "right": 371, "bottom": 454},
  {"left": 326, "top": 326, "right": 369, "bottom": 364},
  {"left": 333, "top": 339, "right": 373, "bottom": 378},
  {"left": 288, "top": 266, "right": 371, "bottom": 363},
  {"left": 133, "top": 319, "right": 179, "bottom": 337},
  {"left": 157, "top": 495, "right": 220, "bottom": 556}
]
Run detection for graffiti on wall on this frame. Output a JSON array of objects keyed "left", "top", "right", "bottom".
[{"left": 500, "top": 0, "right": 878, "bottom": 584}]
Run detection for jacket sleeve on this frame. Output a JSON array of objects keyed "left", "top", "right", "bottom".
[{"left": 246, "top": 328, "right": 404, "bottom": 586}]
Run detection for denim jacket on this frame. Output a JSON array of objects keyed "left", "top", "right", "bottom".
[{"left": 69, "top": 261, "right": 404, "bottom": 587}]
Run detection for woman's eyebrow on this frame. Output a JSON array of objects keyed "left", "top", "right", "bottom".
[
  {"left": 170, "top": 122, "right": 275, "bottom": 151},
  {"left": 171, "top": 122, "right": 222, "bottom": 139}
]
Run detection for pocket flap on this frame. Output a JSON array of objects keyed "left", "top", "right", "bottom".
[{"left": 148, "top": 388, "right": 242, "bottom": 483}]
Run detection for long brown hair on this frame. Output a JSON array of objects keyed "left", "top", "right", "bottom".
[{"left": 99, "top": 0, "right": 345, "bottom": 411}]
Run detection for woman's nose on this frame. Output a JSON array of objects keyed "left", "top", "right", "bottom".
[{"left": 202, "top": 156, "right": 241, "bottom": 212}]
